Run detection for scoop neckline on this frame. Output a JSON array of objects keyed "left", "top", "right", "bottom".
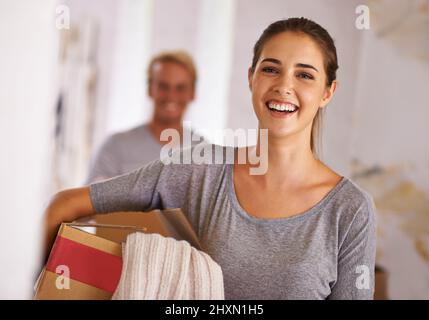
[{"left": 226, "top": 163, "right": 348, "bottom": 225}]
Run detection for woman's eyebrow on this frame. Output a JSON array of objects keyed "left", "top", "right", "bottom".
[
  {"left": 295, "top": 63, "right": 319, "bottom": 72},
  {"left": 260, "top": 58, "right": 281, "bottom": 65},
  {"left": 260, "top": 59, "right": 319, "bottom": 73}
]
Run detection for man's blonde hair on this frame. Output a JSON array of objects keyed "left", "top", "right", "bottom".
[{"left": 147, "top": 50, "right": 197, "bottom": 89}]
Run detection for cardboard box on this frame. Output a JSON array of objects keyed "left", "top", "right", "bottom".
[
  {"left": 95, "top": 209, "right": 201, "bottom": 250},
  {"left": 34, "top": 209, "right": 200, "bottom": 300}
]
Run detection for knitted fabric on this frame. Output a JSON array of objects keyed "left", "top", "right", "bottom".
[{"left": 112, "top": 232, "right": 224, "bottom": 300}]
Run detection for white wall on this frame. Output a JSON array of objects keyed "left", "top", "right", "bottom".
[
  {"left": 107, "top": 0, "right": 154, "bottom": 135},
  {"left": 0, "top": 0, "right": 59, "bottom": 298},
  {"left": 351, "top": 15, "right": 429, "bottom": 299},
  {"left": 352, "top": 30, "right": 429, "bottom": 179},
  {"left": 151, "top": 0, "right": 199, "bottom": 54},
  {"left": 62, "top": 0, "right": 120, "bottom": 152},
  {"left": 187, "top": 0, "right": 236, "bottom": 144}
]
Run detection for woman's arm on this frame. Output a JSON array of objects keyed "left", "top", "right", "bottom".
[
  {"left": 43, "top": 187, "right": 95, "bottom": 260},
  {"left": 328, "top": 197, "right": 377, "bottom": 299},
  {"left": 43, "top": 160, "right": 167, "bottom": 260},
  {"left": 42, "top": 158, "right": 183, "bottom": 260}
]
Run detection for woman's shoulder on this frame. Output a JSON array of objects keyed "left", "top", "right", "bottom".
[
  {"left": 313, "top": 163, "right": 375, "bottom": 224},
  {"left": 340, "top": 177, "right": 376, "bottom": 213},
  {"left": 316, "top": 163, "right": 373, "bottom": 209},
  {"left": 324, "top": 174, "right": 376, "bottom": 233}
]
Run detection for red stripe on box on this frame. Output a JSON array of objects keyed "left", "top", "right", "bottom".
[{"left": 46, "top": 236, "right": 122, "bottom": 293}]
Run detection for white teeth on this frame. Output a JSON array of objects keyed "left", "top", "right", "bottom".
[{"left": 268, "top": 102, "right": 297, "bottom": 112}]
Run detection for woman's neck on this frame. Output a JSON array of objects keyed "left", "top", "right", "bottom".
[{"left": 251, "top": 129, "right": 321, "bottom": 188}]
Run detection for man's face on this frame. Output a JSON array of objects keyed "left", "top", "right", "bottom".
[{"left": 149, "top": 61, "right": 195, "bottom": 125}]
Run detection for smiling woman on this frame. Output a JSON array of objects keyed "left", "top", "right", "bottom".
[
  {"left": 43, "top": 17, "right": 376, "bottom": 300},
  {"left": 249, "top": 18, "right": 338, "bottom": 155}
]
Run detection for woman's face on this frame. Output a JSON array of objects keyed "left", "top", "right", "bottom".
[{"left": 249, "top": 31, "right": 336, "bottom": 140}]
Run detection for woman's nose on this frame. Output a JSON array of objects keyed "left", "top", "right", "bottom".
[{"left": 273, "top": 75, "right": 294, "bottom": 96}]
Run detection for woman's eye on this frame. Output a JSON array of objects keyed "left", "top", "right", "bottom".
[
  {"left": 262, "top": 67, "right": 279, "bottom": 74},
  {"left": 297, "top": 72, "right": 314, "bottom": 80}
]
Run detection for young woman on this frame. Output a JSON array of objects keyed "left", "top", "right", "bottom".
[{"left": 44, "top": 18, "right": 376, "bottom": 299}]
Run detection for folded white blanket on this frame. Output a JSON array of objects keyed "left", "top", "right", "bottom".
[{"left": 112, "top": 232, "right": 224, "bottom": 300}]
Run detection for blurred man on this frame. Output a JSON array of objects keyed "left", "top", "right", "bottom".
[{"left": 87, "top": 51, "right": 203, "bottom": 182}]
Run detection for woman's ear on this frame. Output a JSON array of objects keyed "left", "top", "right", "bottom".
[
  {"left": 320, "top": 80, "right": 337, "bottom": 108},
  {"left": 248, "top": 67, "right": 253, "bottom": 91}
]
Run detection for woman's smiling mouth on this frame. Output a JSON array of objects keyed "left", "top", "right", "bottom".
[{"left": 265, "top": 100, "right": 299, "bottom": 118}]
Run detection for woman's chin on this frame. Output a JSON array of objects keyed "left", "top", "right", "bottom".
[{"left": 266, "top": 127, "right": 297, "bottom": 140}]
